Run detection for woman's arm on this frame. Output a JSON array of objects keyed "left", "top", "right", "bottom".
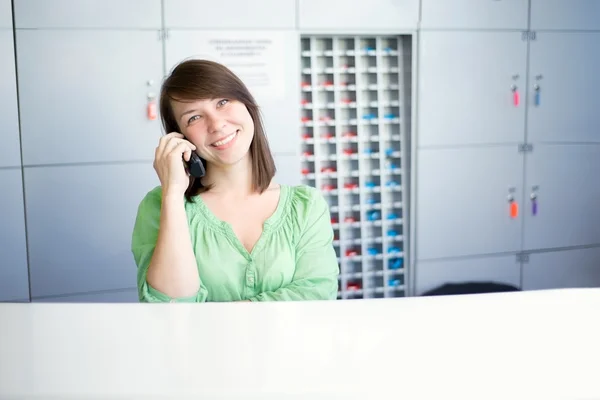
[
  {"left": 249, "top": 190, "right": 339, "bottom": 301},
  {"left": 146, "top": 192, "right": 201, "bottom": 298},
  {"left": 132, "top": 188, "right": 208, "bottom": 302}
]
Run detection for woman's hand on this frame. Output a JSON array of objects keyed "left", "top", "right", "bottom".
[{"left": 153, "top": 132, "right": 197, "bottom": 196}]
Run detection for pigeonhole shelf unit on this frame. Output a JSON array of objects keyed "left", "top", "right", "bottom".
[{"left": 298, "top": 35, "right": 413, "bottom": 300}]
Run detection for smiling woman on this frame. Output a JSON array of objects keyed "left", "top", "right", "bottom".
[{"left": 131, "top": 59, "right": 340, "bottom": 302}]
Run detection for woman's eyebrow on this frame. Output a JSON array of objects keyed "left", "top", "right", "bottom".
[{"left": 179, "top": 109, "right": 198, "bottom": 121}]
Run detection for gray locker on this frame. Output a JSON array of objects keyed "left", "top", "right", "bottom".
[
  {"left": 24, "top": 163, "right": 159, "bottom": 298},
  {"left": 298, "top": 0, "right": 419, "bottom": 30},
  {"left": 530, "top": 0, "right": 600, "bottom": 31},
  {"left": 420, "top": 0, "right": 529, "bottom": 30},
  {"left": 416, "top": 146, "right": 524, "bottom": 260},
  {"left": 13, "top": 0, "right": 161, "bottom": 29},
  {"left": 526, "top": 32, "right": 600, "bottom": 144},
  {"left": 165, "top": 0, "right": 295, "bottom": 29},
  {"left": 523, "top": 144, "right": 600, "bottom": 251},
  {"left": 418, "top": 32, "right": 527, "bottom": 147},
  {"left": 0, "top": 0, "right": 11, "bottom": 28},
  {"left": 164, "top": 29, "right": 300, "bottom": 154},
  {"left": 0, "top": 30, "right": 21, "bottom": 168},
  {"left": 273, "top": 153, "right": 301, "bottom": 187},
  {"left": 33, "top": 289, "right": 139, "bottom": 303},
  {"left": 416, "top": 255, "right": 521, "bottom": 295},
  {"left": 523, "top": 247, "right": 600, "bottom": 290},
  {"left": 0, "top": 169, "right": 30, "bottom": 302},
  {"left": 16, "top": 30, "right": 163, "bottom": 166}
]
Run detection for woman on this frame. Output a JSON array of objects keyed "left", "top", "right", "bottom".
[{"left": 131, "top": 59, "right": 340, "bottom": 302}]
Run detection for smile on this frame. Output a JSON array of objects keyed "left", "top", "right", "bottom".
[{"left": 211, "top": 130, "right": 239, "bottom": 147}]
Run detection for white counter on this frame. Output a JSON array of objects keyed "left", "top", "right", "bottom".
[{"left": 1, "top": 289, "right": 599, "bottom": 400}]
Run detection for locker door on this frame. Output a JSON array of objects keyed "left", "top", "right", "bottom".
[
  {"left": 165, "top": 0, "right": 295, "bottom": 29},
  {"left": 523, "top": 144, "right": 600, "bottom": 251},
  {"left": 164, "top": 30, "right": 300, "bottom": 155},
  {"left": 523, "top": 247, "right": 600, "bottom": 290},
  {"left": 0, "top": 29, "right": 21, "bottom": 168},
  {"left": 298, "top": 0, "right": 419, "bottom": 30},
  {"left": 13, "top": 0, "right": 161, "bottom": 29},
  {"left": 0, "top": 0, "right": 11, "bottom": 28},
  {"left": 0, "top": 170, "right": 29, "bottom": 302},
  {"left": 33, "top": 289, "right": 139, "bottom": 303},
  {"left": 530, "top": 0, "right": 600, "bottom": 31},
  {"left": 16, "top": 30, "right": 164, "bottom": 165},
  {"left": 418, "top": 32, "right": 528, "bottom": 147},
  {"left": 25, "top": 163, "right": 159, "bottom": 298},
  {"left": 527, "top": 32, "right": 600, "bottom": 143},
  {"left": 416, "top": 255, "right": 522, "bottom": 296},
  {"left": 420, "top": 0, "right": 529, "bottom": 30},
  {"left": 416, "top": 146, "right": 524, "bottom": 260}
]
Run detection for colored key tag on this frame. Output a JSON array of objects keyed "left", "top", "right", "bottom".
[
  {"left": 531, "top": 192, "right": 538, "bottom": 216},
  {"left": 511, "top": 85, "right": 519, "bottom": 107},
  {"left": 510, "top": 201, "right": 519, "bottom": 219},
  {"left": 535, "top": 90, "right": 541, "bottom": 106}
]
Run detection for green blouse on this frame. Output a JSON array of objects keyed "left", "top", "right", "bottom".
[{"left": 131, "top": 184, "right": 340, "bottom": 302}]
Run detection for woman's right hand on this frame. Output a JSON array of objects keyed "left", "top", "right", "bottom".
[{"left": 153, "top": 132, "right": 197, "bottom": 196}]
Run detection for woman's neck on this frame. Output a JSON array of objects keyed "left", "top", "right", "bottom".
[{"left": 202, "top": 155, "right": 255, "bottom": 197}]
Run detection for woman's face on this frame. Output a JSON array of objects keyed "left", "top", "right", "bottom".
[{"left": 171, "top": 97, "right": 255, "bottom": 167}]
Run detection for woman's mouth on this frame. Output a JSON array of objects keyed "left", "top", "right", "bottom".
[{"left": 211, "top": 130, "right": 239, "bottom": 150}]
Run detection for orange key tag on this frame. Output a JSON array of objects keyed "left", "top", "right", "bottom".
[
  {"left": 510, "top": 201, "right": 519, "bottom": 218},
  {"left": 147, "top": 100, "right": 157, "bottom": 120}
]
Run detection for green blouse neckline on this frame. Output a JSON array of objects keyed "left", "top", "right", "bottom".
[{"left": 191, "top": 184, "right": 292, "bottom": 239}]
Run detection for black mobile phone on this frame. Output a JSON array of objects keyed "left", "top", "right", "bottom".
[{"left": 186, "top": 152, "right": 206, "bottom": 178}]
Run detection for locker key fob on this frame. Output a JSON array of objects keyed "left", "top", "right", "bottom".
[
  {"left": 507, "top": 193, "right": 518, "bottom": 219},
  {"left": 531, "top": 193, "right": 538, "bottom": 216},
  {"left": 511, "top": 85, "right": 519, "bottom": 107},
  {"left": 510, "top": 201, "right": 519, "bottom": 219}
]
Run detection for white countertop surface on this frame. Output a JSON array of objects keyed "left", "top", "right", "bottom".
[{"left": 1, "top": 288, "right": 599, "bottom": 400}]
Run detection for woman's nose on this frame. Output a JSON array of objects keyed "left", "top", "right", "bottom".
[{"left": 206, "top": 115, "right": 226, "bottom": 134}]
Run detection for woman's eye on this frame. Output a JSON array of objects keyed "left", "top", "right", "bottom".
[
  {"left": 187, "top": 115, "right": 200, "bottom": 125},
  {"left": 217, "top": 99, "right": 229, "bottom": 107}
]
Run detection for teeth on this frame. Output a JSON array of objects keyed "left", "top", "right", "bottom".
[{"left": 212, "top": 131, "right": 237, "bottom": 147}]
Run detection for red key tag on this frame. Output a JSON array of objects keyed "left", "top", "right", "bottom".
[
  {"left": 513, "top": 90, "right": 520, "bottom": 107},
  {"left": 510, "top": 201, "right": 519, "bottom": 218},
  {"left": 147, "top": 100, "right": 157, "bottom": 120}
]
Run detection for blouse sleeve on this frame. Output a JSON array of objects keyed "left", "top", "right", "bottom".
[
  {"left": 249, "top": 187, "right": 340, "bottom": 301},
  {"left": 131, "top": 187, "right": 208, "bottom": 303}
]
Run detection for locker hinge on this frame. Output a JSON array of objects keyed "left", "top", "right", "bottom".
[
  {"left": 521, "top": 31, "right": 537, "bottom": 41},
  {"left": 516, "top": 252, "right": 530, "bottom": 263},
  {"left": 518, "top": 143, "right": 533, "bottom": 153}
]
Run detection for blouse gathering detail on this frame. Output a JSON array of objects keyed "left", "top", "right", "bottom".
[{"left": 131, "top": 184, "right": 340, "bottom": 302}]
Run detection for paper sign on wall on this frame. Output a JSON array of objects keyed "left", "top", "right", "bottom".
[{"left": 184, "top": 31, "right": 285, "bottom": 100}]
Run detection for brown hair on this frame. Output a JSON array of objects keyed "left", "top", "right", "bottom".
[{"left": 159, "top": 59, "right": 276, "bottom": 202}]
